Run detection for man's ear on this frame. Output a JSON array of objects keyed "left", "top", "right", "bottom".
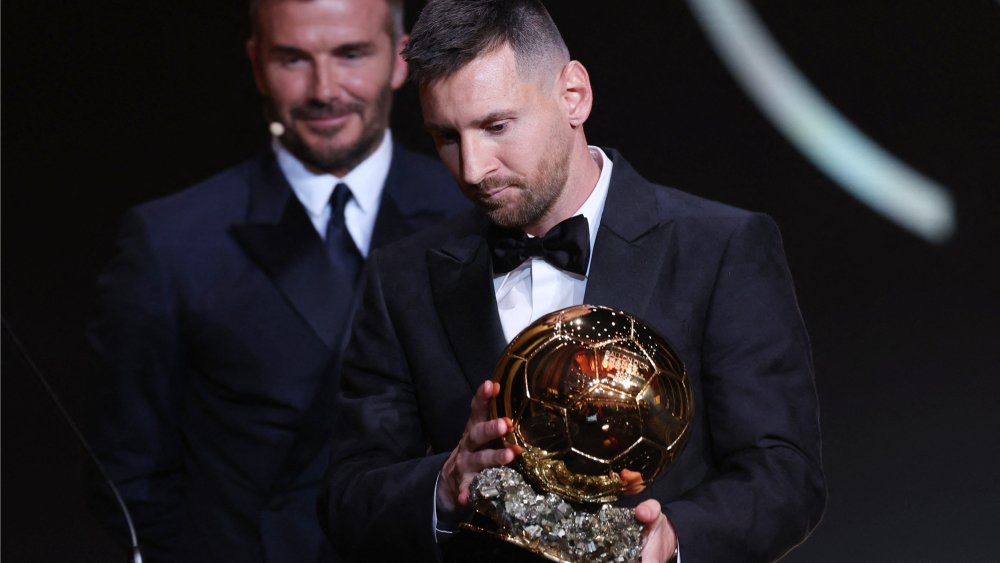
[
  {"left": 391, "top": 34, "right": 410, "bottom": 90},
  {"left": 561, "top": 61, "right": 593, "bottom": 128},
  {"left": 247, "top": 39, "right": 269, "bottom": 95}
]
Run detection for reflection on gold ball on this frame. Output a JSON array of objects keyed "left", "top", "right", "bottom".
[{"left": 492, "top": 305, "right": 693, "bottom": 504}]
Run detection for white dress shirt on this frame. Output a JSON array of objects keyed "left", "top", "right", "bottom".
[
  {"left": 274, "top": 129, "right": 393, "bottom": 257},
  {"left": 434, "top": 146, "right": 613, "bottom": 531},
  {"left": 493, "top": 146, "right": 613, "bottom": 341}
]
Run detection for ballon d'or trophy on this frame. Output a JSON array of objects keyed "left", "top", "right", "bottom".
[{"left": 461, "top": 305, "right": 693, "bottom": 563}]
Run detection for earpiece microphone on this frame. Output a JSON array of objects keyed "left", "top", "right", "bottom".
[{"left": 269, "top": 122, "right": 285, "bottom": 137}]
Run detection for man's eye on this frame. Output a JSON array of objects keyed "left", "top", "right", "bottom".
[
  {"left": 339, "top": 48, "right": 370, "bottom": 62},
  {"left": 282, "top": 55, "right": 306, "bottom": 65},
  {"left": 486, "top": 122, "right": 508, "bottom": 134}
]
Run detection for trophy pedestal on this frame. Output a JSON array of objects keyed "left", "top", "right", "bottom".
[{"left": 466, "top": 467, "right": 642, "bottom": 563}]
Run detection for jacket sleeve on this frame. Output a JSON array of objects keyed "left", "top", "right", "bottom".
[
  {"left": 318, "top": 250, "right": 447, "bottom": 563},
  {"left": 86, "top": 209, "right": 187, "bottom": 563},
  {"left": 660, "top": 213, "right": 826, "bottom": 562}
]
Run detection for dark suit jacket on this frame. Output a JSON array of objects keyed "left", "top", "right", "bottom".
[
  {"left": 319, "top": 149, "right": 826, "bottom": 562},
  {"left": 86, "top": 141, "right": 469, "bottom": 563}
]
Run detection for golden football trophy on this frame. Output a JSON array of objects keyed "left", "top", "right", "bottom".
[{"left": 462, "top": 305, "right": 693, "bottom": 563}]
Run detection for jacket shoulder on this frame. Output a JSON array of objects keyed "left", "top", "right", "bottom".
[
  {"left": 649, "top": 184, "right": 784, "bottom": 258},
  {"left": 372, "top": 207, "right": 482, "bottom": 267},
  {"left": 653, "top": 184, "right": 756, "bottom": 221},
  {"left": 392, "top": 146, "right": 467, "bottom": 214},
  {"left": 127, "top": 157, "right": 262, "bottom": 243}
]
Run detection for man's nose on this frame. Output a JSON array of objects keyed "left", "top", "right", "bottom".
[
  {"left": 460, "top": 136, "right": 498, "bottom": 186},
  {"left": 310, "top": 61, "right": 341, "bottom": 101}
]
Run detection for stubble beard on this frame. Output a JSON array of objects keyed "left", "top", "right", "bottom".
[
  {"left": 474, "top": 130, "right": 573, "bottom": 230},
  {"left": 267, "top": 82, "right": 394, "bottom": 173}
]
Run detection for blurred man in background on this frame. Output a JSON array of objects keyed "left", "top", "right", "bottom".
[{"left": 86, "top": 0, "right": 467, "bottom": 561}]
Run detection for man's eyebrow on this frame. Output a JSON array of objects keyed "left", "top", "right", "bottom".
[
  {"left": 424, "top": 122, "right": 450, "bottom": 133},
  {"left": 474, "top": 111, "right": 516, "bottom": 126},
  {"left": 270, "top": 45, "right": 308, "bottom": 56},
  {"left": 424, "top": 111, "right": 517, "bottom": 133},
  {"left": 269, "top": 42, "right": 376, "bottom": 56},
  {"left": 333, "top": 41, "right": 376, "bottom": 53}
]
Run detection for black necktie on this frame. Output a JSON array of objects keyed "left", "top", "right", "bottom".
[
  {"left": 487, "top": 214, "right": 591, "bottom": 276},
  {"left": 326, "top": 183, "right": 363, "bottom": 285}
]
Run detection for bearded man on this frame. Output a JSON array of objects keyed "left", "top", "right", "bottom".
[
  {"left": 319, "top": 0, "right": 825, "bottom": 561},
  {"left": 85, "top": 1, "right": 467, "bottom": 562}
]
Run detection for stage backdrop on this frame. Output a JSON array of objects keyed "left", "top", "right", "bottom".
[{"left": 3, "top": 1, "right": 998, "bottom": 561}]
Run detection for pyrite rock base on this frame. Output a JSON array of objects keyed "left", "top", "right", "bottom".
[{"left": 464, "top": 467, "right": 643, "bottom": 563}]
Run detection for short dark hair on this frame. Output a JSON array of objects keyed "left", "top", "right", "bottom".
[
  {"left": 249, "top": 0, "right": 405, "bottom": 44},
  {"left": 403, "top": 0, "right": 569, "bottom": 85}
]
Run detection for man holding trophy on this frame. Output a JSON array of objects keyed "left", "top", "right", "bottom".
[{"left": 319, "top": 0, "right": 826, "bottom": 561}]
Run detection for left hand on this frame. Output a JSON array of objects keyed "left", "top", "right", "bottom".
[
  {"left": 619, "top": 469, "right": 646, "bottom": 496},
  {"left": 636, "top": 499, "right": 678, "bottom": 563}
]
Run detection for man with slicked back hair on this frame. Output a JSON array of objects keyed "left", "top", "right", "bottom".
[{"left": 319, "top": 1, "right": 825, "bottom": 561}]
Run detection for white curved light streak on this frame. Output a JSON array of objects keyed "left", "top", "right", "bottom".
[{"left": 685, "top": 0, "right": 956, "bottom": 243}]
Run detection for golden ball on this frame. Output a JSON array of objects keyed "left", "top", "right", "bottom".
[{"left": 491, "top": 305, "right": 693, "bottom": 504}]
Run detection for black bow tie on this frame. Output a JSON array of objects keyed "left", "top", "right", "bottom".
[{"left": 487, "top": 215, "right": 591, "bottom": 276}]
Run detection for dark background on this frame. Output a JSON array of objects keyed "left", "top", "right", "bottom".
[{"left": 3, "top": 1, "right": 998, "bottom": 560}]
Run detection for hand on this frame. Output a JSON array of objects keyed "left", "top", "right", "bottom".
[
  {"left": 636, "top": 499, "right": 678, "bottom": 563},
  {"left": 437, "top": 381, "right": 522, "bottom": 511},
  {"left": 619, "top": 469, "right": 647, "bottom": 496}
]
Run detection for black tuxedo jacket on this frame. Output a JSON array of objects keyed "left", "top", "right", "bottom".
[
  {"left": 319, "top": 149, "right": 825, "bottom": 562},
  {"left": 86, "top": 141, "right": 469, "bottom": 563}
]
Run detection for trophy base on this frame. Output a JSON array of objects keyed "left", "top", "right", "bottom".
[
  {"left": 466, "top": 467, "right": 643, "bottom": 563},
  {"left": 459, "top": 521, "right": 571, "bottom": 563}
]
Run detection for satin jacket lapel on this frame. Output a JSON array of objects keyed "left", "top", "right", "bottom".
[
  {"left": 585, "top": 149, "right": 674, "bottom": 318},
  {"left": 427, "top": 212, "right": 507, "bottom": 393},
  {"left": 370, "top": 143, "right": 455, "bottom": 251},
  {"left": 230, "top": 149, "right": 353, "bottom": 350}
]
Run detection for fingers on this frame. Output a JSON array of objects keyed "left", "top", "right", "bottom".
[
  {"left": 635, "top": 499, "right": 662, "bottom": 525},
  {"left": 637, "top": 500, "right": 677, "bottom": 563},
  {"left": 467, "top": 417, "right": 512, "bottom": 450},
  {"left": 468, "top": 381, "right": 498, "bottom": 425},
  {"left": 471, "top": 444, "right": 516, "bottom": 468},
  {"left": 620, "top": 469, "right": 646, "bottom": 496},
  {"left": 620, "top": 469, "right": 642, "bottom": 484},
  {"left": 456, "top": 448, "right": 520, "bottom": 506},
  {"left": 440, "top": 382, "right": 520, "bottom": 510}
]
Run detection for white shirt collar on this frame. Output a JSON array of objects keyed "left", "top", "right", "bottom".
[
  {"left": 274, "top": 129, "right": 393, "bottom": 221},
  {"left": 576, "top": 146, "right": 613, "bottom": 275}
]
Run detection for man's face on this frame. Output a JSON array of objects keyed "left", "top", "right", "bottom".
[
  {"left": 249, "top": 0, "right": 407, "bottom": 175},
  {"left": 421, "top": 45, "right": 573, "bottom": 230}
]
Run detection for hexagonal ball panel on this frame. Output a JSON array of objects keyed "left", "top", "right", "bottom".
[
  {"left": 515, "top": 399, "right": 570, "bottom": 455},
  {"left": 611, "top": 438, "right": 669, "bottom": 482},
  {"left": 567, "top": 387, "right": 642, "bottom": 463},
  {"left": 639, "top": 373, "right": 690, "bottom": 449},
  {"left": 526, "top": 338, "right": 598, "bottom": 406}
]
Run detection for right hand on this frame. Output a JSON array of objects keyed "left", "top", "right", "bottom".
[{"left": 437, "top": 381, "right": 522, "bottom": 511}]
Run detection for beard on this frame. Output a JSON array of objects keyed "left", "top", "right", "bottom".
[
  {"left": 266, "top": 82, "right": 393, "bottom": 173},
  {"left": 471, "top": 130, "right": 573, "bottom": 230}
]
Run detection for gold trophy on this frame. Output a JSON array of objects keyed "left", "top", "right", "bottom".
[{"left": 462, "top": 305, "right": 693, "bottom": 562}]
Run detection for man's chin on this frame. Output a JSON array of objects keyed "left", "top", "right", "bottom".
[
  {"left": 284, "top": 132, "right": 382, "bottom": 174},
  {"left": 293, "top": 129, "right": 365, "bottom": 160},
  {"left": 482, "top": 202, "right": 534, "bottom": 230},
  {"left": 297, "top": 123, "right": 354, "bottom": 146}
]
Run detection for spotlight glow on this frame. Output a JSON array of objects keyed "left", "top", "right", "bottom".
[{"left": 686, "top": 0, "right": 956, "bottom": 243}]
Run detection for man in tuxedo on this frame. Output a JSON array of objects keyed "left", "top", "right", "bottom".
[
  {"left": 319, "top": 0, "right": 825, "bottom": 561},
  {"left": 86, "top": 0, "right": 467, "bottom": 562}
]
